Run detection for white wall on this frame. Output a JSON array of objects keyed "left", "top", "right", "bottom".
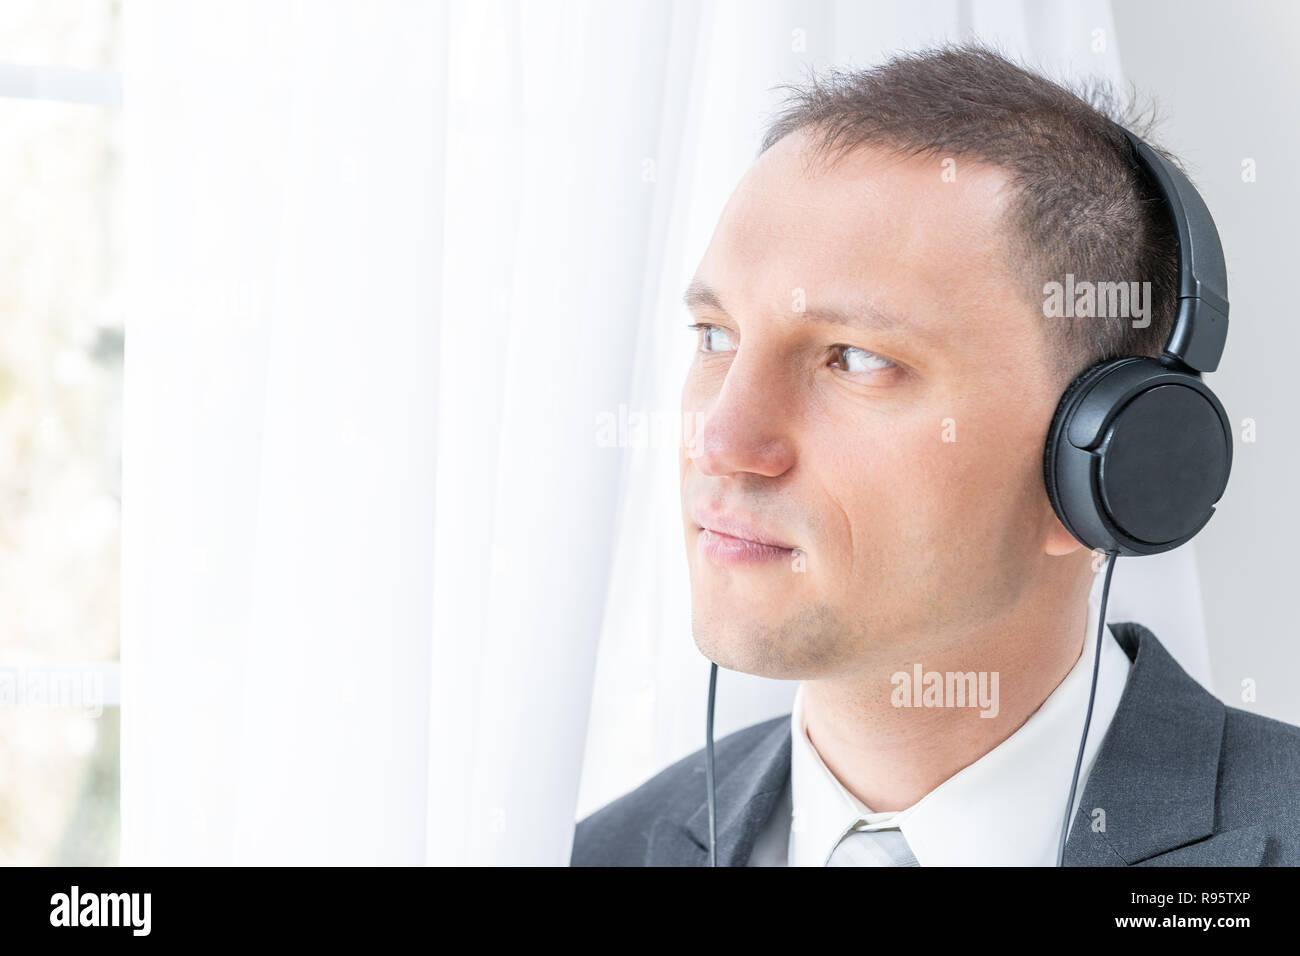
[{"left": 1113, "top": 0, "right": 1300, "bottom": 724}]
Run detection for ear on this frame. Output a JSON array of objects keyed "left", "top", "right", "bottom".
[{"left": 1043, "top": 508, "right": 1086, "bottom": 557}]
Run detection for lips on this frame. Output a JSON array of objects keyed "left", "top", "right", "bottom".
[
  {"left": 697, "top": 528, "right": 796, "bottom": 566},
  {"left": 692, "top": 506, "right": 796, "bottom": 551}
]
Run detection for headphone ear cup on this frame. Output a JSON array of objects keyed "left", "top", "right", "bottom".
[
  {"left": 1043, "top": 360, "right": 1122, "bottom": 546},
  {"left": 1044, "top": 358, "right": 1233, "bottom": 556}
]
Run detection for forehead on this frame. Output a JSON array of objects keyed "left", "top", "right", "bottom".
[{"left": 696, "top": 130, "right": 1023, "bottom": 332}]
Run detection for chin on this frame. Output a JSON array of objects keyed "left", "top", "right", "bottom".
[{"left": 691, "top": 603, "right": 845, "bottom": 680}]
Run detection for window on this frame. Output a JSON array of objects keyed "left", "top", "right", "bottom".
[{"left": 0, "top": 0, "right": 123, "bottom": 866}]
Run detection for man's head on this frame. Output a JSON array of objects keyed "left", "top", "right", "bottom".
[{"left": 679, "top": 45, "right": 1181, "bottom": 679}]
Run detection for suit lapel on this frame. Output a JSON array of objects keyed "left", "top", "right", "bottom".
[
  {"left": 1064, "top": 622, "right": 1228, "bottom": 866},
  {"left": 1134, "top": 825, "right": 1270, "bottom": 866},
  {"left": 646, "top": 716, "right": 791, "bottom": 866}
]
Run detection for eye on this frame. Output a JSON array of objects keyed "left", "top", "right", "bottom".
[
  {"left": 830, "top": 344, "right": 895, "bottom": 375},
  {"left": 686, "top": 322, "right": 737, "bottom": 353}
]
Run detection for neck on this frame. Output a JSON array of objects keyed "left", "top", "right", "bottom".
[{"left": 800, "top": 571, "right": 1094, "bottom": 812}]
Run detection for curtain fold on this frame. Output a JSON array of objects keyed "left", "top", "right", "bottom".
[
  {"left": 122, "top": 0, "right": 449, "bottom": 863},
  {"left": 425, "top": 0, "right": 684, "bottom": 866}
]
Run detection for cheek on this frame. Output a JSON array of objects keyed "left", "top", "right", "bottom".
[
  {"left": 895, "top": 410, "right": 1045, "bottom": 540},
  {"left": 816, "top": 413, "right": 1028, "bottom": 553}
]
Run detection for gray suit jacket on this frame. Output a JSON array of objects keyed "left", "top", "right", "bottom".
[{"left": 571, "top": 622, "right": 1300, "bottom": 866}]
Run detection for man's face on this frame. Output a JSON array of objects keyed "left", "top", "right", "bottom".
[{"left": 680, "top": 130, "right": 1080, "bottom": 680}]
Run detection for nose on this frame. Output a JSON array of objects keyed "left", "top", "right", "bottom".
[{"left": 684, "top": 346, "right": 797, "bottom": 479}]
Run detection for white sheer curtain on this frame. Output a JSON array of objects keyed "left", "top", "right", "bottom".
[
  {"left": 120, "top": 0, "right": 1208, "bottom": 866},
  {"left": 424, "top": 0, "right": 685, "bottom": 866},
  {"left": 122, "top": 0, "right": 449, "bottom": 863}
]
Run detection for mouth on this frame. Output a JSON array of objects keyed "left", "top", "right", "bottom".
[
  {"left": 697, "top": 526, "right": 796, "bottom": 565},
  {"left": 692, "top": 507, "right": 798, "bottom": 566}
]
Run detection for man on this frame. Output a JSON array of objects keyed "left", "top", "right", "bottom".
[{"left": 570, "top": 45, "right": 1300, "bottom": 866}]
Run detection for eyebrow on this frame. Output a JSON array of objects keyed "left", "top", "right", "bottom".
[{"left": 681, "top": 279, "right": 917, "bottom": 336}]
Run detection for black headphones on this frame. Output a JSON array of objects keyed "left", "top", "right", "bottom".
[{"left": 1043, "top": 128, "right": 1232, "bottom": 556}]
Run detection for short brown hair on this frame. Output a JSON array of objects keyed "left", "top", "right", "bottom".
[{"left": 759, "top": 43, "right": 1182, "bottom": 381}]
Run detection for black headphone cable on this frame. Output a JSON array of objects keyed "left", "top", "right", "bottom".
[{"left": 1056, "top": 550, "right": 1118, "bottom": 867}]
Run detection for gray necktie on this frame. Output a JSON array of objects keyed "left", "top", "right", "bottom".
[{"left": 825, "top": 824, "right": 920, "bottom": 866}]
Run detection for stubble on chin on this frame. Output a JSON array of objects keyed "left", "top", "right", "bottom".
[{"left": 690, "top": 599, "right": 853, "bottom": 679}]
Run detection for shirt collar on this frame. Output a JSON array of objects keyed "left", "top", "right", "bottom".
[{"left": 788, "top": 592, "right": 1132, "bottom": 866}]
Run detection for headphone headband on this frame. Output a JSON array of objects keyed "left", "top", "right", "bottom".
[
  {"left": 1119, "top": 129, "right": 1230, "bottom": 373},
  {"left": 1044, "top": 127, "right": 1234, "bottom": 557}
]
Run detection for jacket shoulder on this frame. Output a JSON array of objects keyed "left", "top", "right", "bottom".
[
  {"left": 1216, "top": 703, "right": 1300, "bottom": 862},
  {"left": 1120, "top": 620, "right": 1300, "bottom": 863},
  {"left": 570, "top": 714, "right": 787, "bottom": 866}
]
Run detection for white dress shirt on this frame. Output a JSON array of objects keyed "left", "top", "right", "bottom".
[{"left": 747, "top": 592, "right": 1131, "bottom": 866}]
